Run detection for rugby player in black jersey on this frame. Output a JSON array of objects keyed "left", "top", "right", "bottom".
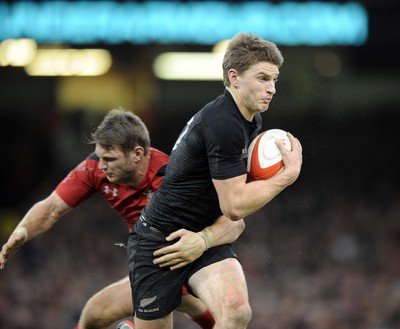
[{"left": 128, "top": 33, "right": 303, "bottom": 329}]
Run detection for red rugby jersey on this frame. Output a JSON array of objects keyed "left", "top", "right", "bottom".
[{"left": 55, "top": 147, "right": 169, "bottom": 232}]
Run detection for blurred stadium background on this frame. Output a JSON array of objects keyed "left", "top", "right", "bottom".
[{"left": 0, "top": 0, "right": 399, "bottom": 328}]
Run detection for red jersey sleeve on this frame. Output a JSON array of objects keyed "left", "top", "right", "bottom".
[{"left": 55, "top": 156, "right": 98, "bottom": 208}]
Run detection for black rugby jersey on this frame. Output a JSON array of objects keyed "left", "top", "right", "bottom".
[{"left": 141, "top": 90, "right": 261, "bottom": 233}]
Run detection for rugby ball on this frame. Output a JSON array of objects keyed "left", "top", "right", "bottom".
[{"left": 247, "top": 129, "right": 291, "bottom": 180}]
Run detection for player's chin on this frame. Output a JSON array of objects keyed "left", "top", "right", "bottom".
[
  {"left": 259, "top": 104, "right": 270, "bottom": 113},
  {"left": 106, "top": 175, "right": 116, "bottom": 182}
]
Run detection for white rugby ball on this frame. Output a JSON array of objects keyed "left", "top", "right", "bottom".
[{"left": 247, "top": 129, "right": 291, "bottom": 180}]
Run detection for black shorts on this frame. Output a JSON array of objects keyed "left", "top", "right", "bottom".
[{"left": 128, "top": 216, "right": 238, "bottom": 320}]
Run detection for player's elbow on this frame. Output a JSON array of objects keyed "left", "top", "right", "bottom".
[
  {"left": 221, "top": 207, "right": 244, "bottom": 222},
  {"left": 236, "top": 219, "right": 246, "bottom": 234},
  {"left": 218, "top": 192, "right": 249, "bottom": 221}
]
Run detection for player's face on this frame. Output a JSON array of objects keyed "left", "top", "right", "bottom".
[
  {"left": 95, "top": 144, "right": 138, "bottom": 185},
  {"left": 235, "top": 61, "right": 279, "bottom": 118}
]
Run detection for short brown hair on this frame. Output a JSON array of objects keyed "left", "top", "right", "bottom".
[
  {"left": 90, "top": 108, "right": 151, "bottom": 155},
  {"left": 222, "top": 33, "right": 284, "bottom": 87}
]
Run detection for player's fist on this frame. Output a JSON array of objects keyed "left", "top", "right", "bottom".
[{"left": 0, "top": 229, "right": 27, "bottom": 269}]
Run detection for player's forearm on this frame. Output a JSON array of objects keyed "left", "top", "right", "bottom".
[
  {"left": 200, "top": 216, "right": 245, "bottom": 249},
  {"left": 16, "top": 201, "right": 57, "bottom": 242},
  {"left": 239, "top": 173, "right": 294, "bottom": 217},
  {"left": 14, "top": 193, "right": 71, "bottom": 243},
  {"left": 215, "top": 168, "right": 299, "bottom": 221},
  {"left": 153, "top": 218, "right": 246, "bottom": 270}
]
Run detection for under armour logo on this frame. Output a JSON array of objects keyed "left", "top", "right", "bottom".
[
  {"left": 104, "top": 185, "right": 118, "bottom": 197},
  {"left": 143, "top": 189, "right": 154, "bottom": 200}
]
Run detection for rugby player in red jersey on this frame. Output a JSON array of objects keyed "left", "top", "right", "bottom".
[{"left": 0, "top": 108, "right": 245, "bottom": 329}]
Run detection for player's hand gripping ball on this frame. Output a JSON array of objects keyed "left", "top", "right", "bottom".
[{"left": 247, "top": 129, "right": 292, "bottom": 180}]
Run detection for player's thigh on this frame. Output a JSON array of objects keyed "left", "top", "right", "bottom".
[
  {"left": 134, "top": 313, "right": 173, "bottom": 329},
  {"left": 178, "top": 288, "right": 207, "bottom": 315},
  {"left": 91, "top": 276, "right": 132, "bottom": 315},
  {"left": 188, "top": 258, "right": 249, "bottom": 313}
]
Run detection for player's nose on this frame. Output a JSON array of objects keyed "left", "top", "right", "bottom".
[{"left": 98, "top": 159, "right": 108, "bottom": 170}]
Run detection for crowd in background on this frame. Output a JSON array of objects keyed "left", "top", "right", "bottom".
[{"left": 1, "top": 109, "right": 399, "bottom": 328}]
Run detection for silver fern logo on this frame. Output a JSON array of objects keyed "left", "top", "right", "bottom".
[{"left": 139, "top": 295, "right": 157, "bottom": 308}]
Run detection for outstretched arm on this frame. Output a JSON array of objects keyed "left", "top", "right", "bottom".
[
  {"left": 153, "top": 216, "right": 245, "bottom": 270},
  {"left": 0, "top": 191, "right": 72, "bottom": 269}
]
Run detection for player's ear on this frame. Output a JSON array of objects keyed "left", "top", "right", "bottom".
[
  {"left": 132, "top": 146, "right": 144, "bottom": 163},
  {"left": 228, "top": 69, "right": 239, "bottom": 87}
]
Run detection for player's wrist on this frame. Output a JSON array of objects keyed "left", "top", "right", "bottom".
[
  {"left": 198, "top": 228, "right": 214, "bottom": 251},
  {"left": 11, "top": 226, "right": 28, "bottom": 243}
]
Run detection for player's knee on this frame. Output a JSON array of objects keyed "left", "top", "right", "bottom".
[
  {"left": 79, "top": 295, "right": 110, "bottom": 328},
  {"left": 219, "top": 299, "right": 252, "bottom": 328},
  {"left": 236, "top": 302, "right": 252, "bottom": 326},
  {"left": 233, "top": 302, "right": 252, "bottom": 327}
]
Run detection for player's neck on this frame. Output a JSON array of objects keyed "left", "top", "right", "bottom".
[
  {"left": 128, "top": 154, "right": 150, "bottom": 187},
  {"left": 226, "top": 87, "right": 254, "bottom": 122}
]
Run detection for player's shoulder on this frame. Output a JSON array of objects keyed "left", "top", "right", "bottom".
[
  {"left": 149, "top": 147, "right": 169, "bottom": 177},
  {"left": 76, "top": 152, "right": 100, "bottom": 170},
  {"left": 87, "top": 152, "right": 100, "bottom": 161},
  {"left": 201, "top": 93, "right": 226, "bottom": 115},
  {"left": 71, "top": 153, "right": 101, "bottom": 175},
  {"left": 201, "top": 91, "right": 239, "bottom": 123},
  {"left": 150, "top": 147, "right": 169, "bottom": 162}
]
